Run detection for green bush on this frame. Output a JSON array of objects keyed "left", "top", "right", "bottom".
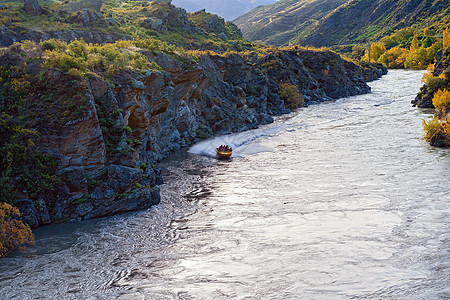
[
  {"left": 279, "top": 81, "right": 304, "bottom": 109},
  {"left": 0, "top": 115, "right": 60, "bottom": 204}
]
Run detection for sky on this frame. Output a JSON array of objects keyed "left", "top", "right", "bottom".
[{"left": 171, "top": 0, "right": 278, "bottom": 21}]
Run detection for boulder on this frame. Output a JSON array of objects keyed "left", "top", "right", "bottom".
[
  {"left": 74, "top": 202, "right": 94, "bottom": 217},
  {"left": 15, "top": 198, "right": 51, "bottom": 228},
  {"left": 218, "top": 32, "right": 227, "bottom": 41},
  {"left": 105, "top": 164, "right": 142, "bottom": 192},
  {"left": 141, "top": 17, "right": 163, "bottom": 31},
  {"left": 23, "top": 0, "right": 42, "bottom": 15},
  {"left": 72, "top": 9, "right": 103, "bottom": 25},
  {"left": 106, "top": 17, "right": 118, "bottom": 26},
  {"left": 59, "top": 166, "right": 89, "bottom": 199}
]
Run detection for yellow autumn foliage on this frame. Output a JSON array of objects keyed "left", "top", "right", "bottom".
[
  {"left": 0, "top": 202, "right": 34, "bottom": 258},
  {"left": 432, "top": 89, "right": 450, "bottom": 108}
]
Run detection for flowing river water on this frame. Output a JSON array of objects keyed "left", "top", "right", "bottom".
[{"left": 1, "top": 70, "right": 449, "bottom": 299}]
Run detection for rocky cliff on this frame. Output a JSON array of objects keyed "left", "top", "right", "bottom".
[{"left": 0, "top": 40, "right": 384, "bottom": 227}]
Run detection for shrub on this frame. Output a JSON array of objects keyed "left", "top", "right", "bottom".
[
  {"left": 279, "top": 81, "right": 304, "bottom": 109},
  {"left": 422, "top": 116, "right": 441, "bottom": 142},
  {"left": 41, "top": 40, "right": 56, "bottom": 51},
  {"left": 196, "top": 124, "right": 212, "bottom": 139},
  {"left": 67, "top": 68, "right": 84, "bottom": 79},
  {"left": 441, "top": 113, "right": 450, "bottom": 136},
  {"left": 68, "top": 40, "right": 88, "bottom": 60},
  {"left": 42, "top": 50, "right": 83, "bottom": 72},
  {"left": 0, "top": 115, "right": 60, "bottom": 204},
  {"left": 432, "top": 89, "right": 450, "bottom": 108},
  {"left": 0, "top": 202, "right": 35, "bottom": 257}
]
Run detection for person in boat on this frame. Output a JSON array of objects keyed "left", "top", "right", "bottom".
[{"left": 216, "top": 145, "right": 232, "bottom": 152}]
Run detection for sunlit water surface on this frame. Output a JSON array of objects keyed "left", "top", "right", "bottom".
[{"left": 1, "top": 70, "right": 449, "bottom": 299}]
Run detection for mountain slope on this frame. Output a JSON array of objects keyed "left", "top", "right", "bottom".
[
  {"left": 234, "top": 0, "right": 349, "bottom": 46},
  {"left": 235, "top": 0, "right": 450, "bottom": 47},
  {"left": 172, "top": 0, "right": 277, "bottom": 21}
]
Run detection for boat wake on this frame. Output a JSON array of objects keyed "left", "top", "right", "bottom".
[{"left": 188, "top": 124, "right": 282, "bottom": 158}]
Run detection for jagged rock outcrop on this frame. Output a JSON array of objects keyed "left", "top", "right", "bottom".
[
  {"left": 140, "top": 18, "right": 164, "bottom": 31},
  {"left": 360, "top": 62, "right": 388, "bottom": 82},
  {"left": 23, "top": 0, "right": 42, "bottom": 15},
  {"left": 71, "top": 9, "right": 103, "bottom": 25}
]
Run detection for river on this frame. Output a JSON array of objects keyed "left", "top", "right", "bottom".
[{"left": 1, "top": 70, "right": 449, "bottom": 299}]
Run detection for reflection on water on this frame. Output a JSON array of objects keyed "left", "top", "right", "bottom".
[{"left": 1, "top": 70, "right": 449, "bottom": 299}]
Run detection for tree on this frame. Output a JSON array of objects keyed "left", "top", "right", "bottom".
[
  {"left": 362, "top": 43, "right": 386, "bottom": 63},
  {"left": 410, "top": 33, "right": 419, "bottom": 51},
  {"left": 444, "top": 27, "right": 449, "bottom": 49},
  {"left": 371, "top": 43, "right": 386, "bottom": 62},
  {"left": 422, "top": 36, "right": 432, "bottom": 48},
  {"left": 378, "top": 47, "right": 408, "bottom": 69}
]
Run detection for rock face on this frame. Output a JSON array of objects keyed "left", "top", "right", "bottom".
[
  {"left": 0, "top": 25, "right": 124, "bottom": 47},
  {"left": 0, "top": 42, "right": 381, "bottom": 227},
  {"left": 23, "top": 0, "right": 42, "bottom": 15}
]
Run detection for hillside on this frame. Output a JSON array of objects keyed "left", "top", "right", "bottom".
[
  {"left": 235, "top": 0, "right": 450, "bottom": 47},
  {"left": 234, "top": 0, "right": 348, "bottom": 46},
  {"left": 172, "top": 0, "right": 277, "bottom": 21},
  {"left": 0, "top": 0, "right": 249, "bottom": 51}
]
